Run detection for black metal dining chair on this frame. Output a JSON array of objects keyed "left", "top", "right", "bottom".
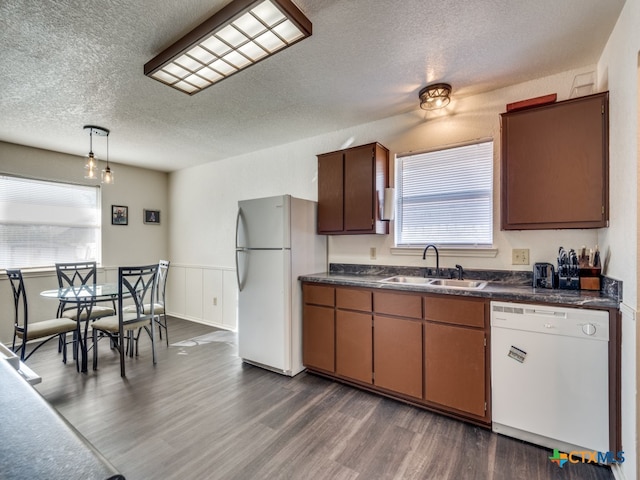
[
  {"left": 7, "top": 269, "right": 77, "bottom": 362},
  {"left": 91, "top": 264, "right": 159, "bottom": 377},
  {"left": 55, "top": 261, "right": 116, "bottom": 321},
  {"left": 123, "top": 259, "right": 170, "bottom": 345}
]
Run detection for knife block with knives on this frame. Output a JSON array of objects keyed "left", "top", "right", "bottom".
[
  {"left": 557, "top": 246, "right": 580, "bottom": 290},
  {"left": 558, "top": 246, "right": 601, "bottom": 291}
]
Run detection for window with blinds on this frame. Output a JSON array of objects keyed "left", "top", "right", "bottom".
[
  {"left": 0, "top": 175, "right": 101, "bottom": 270},
  {"left": 395, "top": 140, "right": 493, "bottom": 247}
]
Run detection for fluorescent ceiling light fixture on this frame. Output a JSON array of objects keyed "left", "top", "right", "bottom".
[{"left": 144, "top": 0, "right": 312, "bottom": 95}]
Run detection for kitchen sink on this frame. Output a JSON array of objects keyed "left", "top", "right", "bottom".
[
  {"left": 379, "top": 276, "right": 487, "bottom": 290},
  {"left": 427, "top": 279, "right": 487, "bottom": 290},
  {"left": 379, "top": 275, "right": 433, "bottom": 284}
]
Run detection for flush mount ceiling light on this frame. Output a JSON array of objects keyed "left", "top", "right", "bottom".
[
  {"left": 419, "top": 83, "right": 452, "bottom": 110},
  {"left": 144, "top": 0, "right": 312, "bottom": 95},
  {"left": 83, "top": 125, "right": 114, "bottom": 184}
]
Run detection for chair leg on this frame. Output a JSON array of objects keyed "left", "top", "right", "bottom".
[
  {"left": 159, "top": 314, "right": 168, "bottom": 346},
  {"left": 119, "top": 332, "right": 126, "bottom": 377},
  {"left": 61, "top": 333, "right": 67, "bottom": 364},
  {"left": 19, "top": 339, "right": 26, "bottom": 361},
  {"left": 92, "top": 329, "right": 98, "bottom": 370}
]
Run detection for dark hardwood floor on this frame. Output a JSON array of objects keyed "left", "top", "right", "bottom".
[{"left": 26, "top": 317, "right": 613, "bottom": 480}]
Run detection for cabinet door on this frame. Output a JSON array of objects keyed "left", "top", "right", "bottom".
[
  {"left": 344, "top": 145, "right": 375, "bottom": 232},
  {"left": 336, "top": 310, "right": 372, "bottom": 384},
  {"left": 317, "top": 151, "right": 344, "bottom": 233},
  {"left": 374, "top": 315, "right": 422, "bottom": 398},
  {"left": 424, "top": 322, "right": 486, "bottom": 417},
  {"left": 501, "top": 92, "right": 608, "bottom": 229},
  {"left": 302, "top": 304, "right": 335, "bottom": 372}
]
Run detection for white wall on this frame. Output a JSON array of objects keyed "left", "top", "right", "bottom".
[
  {"left": 169, "top": 66, "right": 602, "bottom": 273},
  {"left": 0, "top": 141, "right": 169, "bottom": 343},
  {"left": 597, "top": 1, "right": 640, "bottom": 478}
]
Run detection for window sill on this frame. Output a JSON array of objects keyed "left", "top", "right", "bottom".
[{"left": 390, "top": 246, "right": 498, "bottom": 258}]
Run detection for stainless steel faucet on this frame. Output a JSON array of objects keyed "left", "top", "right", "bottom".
[{"left": 422, "top": 244, "right": 439, "bottom": 277}]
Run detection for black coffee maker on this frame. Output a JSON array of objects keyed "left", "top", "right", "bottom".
[{"left": 533, "top": 262, "right": 555, "bottom": 289}]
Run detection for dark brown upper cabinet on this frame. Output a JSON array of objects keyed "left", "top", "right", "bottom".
[
  {"left": 501, "top": 92, "right": 609, "bottom": 230},
  {"left": 317, "top": 142, "right": 389, "bottom": 234}
]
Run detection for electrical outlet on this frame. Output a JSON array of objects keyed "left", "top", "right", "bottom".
[
  {"left": 213, "top": 297, "right": 217, "bottom": 306},
  {"left": 370, "top": 247, "right": 376, "bottom": 260},
  {"left": 512, "top": 248, "right": 530, "bottom": 265}
]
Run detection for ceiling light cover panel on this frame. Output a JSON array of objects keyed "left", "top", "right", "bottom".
[{"left": 144, "top": 0, "right": 312, "bottom": 95}]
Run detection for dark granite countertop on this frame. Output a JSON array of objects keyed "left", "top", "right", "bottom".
[
  {"left": 299, "top": 264, "right": 621, "bottom": 310},
  {"left": 0, "top": 356, "right": 124, "bottom": 480}
]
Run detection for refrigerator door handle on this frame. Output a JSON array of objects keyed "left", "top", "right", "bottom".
[
  {"left": 235, "top": 208, "right": 242, "bottom": 249},
  {"left": 235, "top": 249, "right": 244, "bottom": 292}
]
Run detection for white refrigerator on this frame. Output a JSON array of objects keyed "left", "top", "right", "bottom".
[{"left": 235, "top": 195, "right": 326, "bottom": 376}]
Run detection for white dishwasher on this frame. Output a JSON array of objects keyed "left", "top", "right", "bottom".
[{"left": 491, "top": 301, "right": 609, "bottom": 453}]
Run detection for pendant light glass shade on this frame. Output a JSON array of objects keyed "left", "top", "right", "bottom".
[
  {"left": 101, "top": 165, "right": 114, "bottom": 184},
  {"left": 84, "top": 152, "right": 98, "bottom": 179}
]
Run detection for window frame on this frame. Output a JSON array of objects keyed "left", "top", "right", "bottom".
[
  {"left": 394, "top": 138, "right": 494, "bottom": 249},
  {"left": 0, "top": 174, "right": 102, "bottom": 270}
]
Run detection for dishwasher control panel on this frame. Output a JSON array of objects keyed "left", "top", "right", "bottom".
[{"left": 491, "top": 301, "right": 609, "bottom": 341}]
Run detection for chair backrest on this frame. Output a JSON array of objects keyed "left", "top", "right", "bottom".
[
  {"left": 156, "top": 260, "right": 170, "bottom": 306},
  {"left": 118, "top": 265, "right": 159, "bottom": 322},
  {"left": 6, "top": 269, "right": 28, "bottom": 333},
  {"left": 55, "top": 261, "right": 98, "bottom": 288}
]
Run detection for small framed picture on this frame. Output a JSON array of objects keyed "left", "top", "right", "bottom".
[
  {"left": 112, "top": 205, "right": 128, "bottom": 225},
  {"left": 144, "top": 209, "right": 161, "bottom": 225}
]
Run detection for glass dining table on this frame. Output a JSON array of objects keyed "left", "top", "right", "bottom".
[{"left": 40, "top": 284, "right": 120, "bottom": 373}]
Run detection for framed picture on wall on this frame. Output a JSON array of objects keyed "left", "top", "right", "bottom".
[
  {"left": 112, "top": 205, "right": 128, "bottom": 225},
  {"left": 144, "top": 209, "right": 160, "bottom": 225}
]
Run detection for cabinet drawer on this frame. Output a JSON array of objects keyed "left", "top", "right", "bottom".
[
  {"left": 373, "top": 291, "right": 422, "bottom": 319},
  {"left": 303, "top": 284, "right": 335, "bottom": 307},
  {"left": 336, "top": 288, "right": 372, "bottom": 312},
  {"left": 424, "top": 296, "right": 485, "bottom": 328}
]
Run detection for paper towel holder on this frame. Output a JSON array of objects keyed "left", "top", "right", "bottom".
[{"left": 380, "top": 187, "right": 395, "bottom": 221}]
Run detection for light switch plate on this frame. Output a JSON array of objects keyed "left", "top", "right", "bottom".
[{"left": 512, "top": 248, "right": 530, "bottom": 265}]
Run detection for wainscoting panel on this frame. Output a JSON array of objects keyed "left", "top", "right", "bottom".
[{"left": 166, "top": 264, "right": 237, "bottom": 331}]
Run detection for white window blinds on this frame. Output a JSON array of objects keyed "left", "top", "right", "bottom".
[
  {"left": 0, "top": 175, "right": 101, "bottom": 269},
  {"left": 395, "top": 140, "right": 493, "bottom": 247}
]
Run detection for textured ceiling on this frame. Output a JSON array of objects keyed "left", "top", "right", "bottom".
[{"left": 0, "top": 0, "right": 625, "bottom": 172}]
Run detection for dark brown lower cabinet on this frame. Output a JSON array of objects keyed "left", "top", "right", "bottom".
[
  {"left": 302, "top": 304, "right": 335, "bottom": 373},
  {"left": 424, "top": 322, "right": 486, "bottom": 417},
  {"left": 302, "top": 282, "right": 490, "bottom": 426},
  {"left": 336, "top": 310, "right": 372, "bottom": 384},
  {"left": 373, "top": 315, "right": 422, "bottom": 398}
]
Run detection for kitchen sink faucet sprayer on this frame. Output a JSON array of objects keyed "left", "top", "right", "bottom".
[
  {"left": 422, "top": 244, "right": 440, "bottom": 277},
  {"left": 455, "top": 264, "right": 464, "bottom": 280}
]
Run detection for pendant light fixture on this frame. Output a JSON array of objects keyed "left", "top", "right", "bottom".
[
  {"left": 101, "top": 130, "right": 113, "bottom": 184},
  {"left": 83, "top": 125, "right": 113, "bottom": 184},
  {"left": 83, "top": 126, "right": 99, "bottom": 179}
]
